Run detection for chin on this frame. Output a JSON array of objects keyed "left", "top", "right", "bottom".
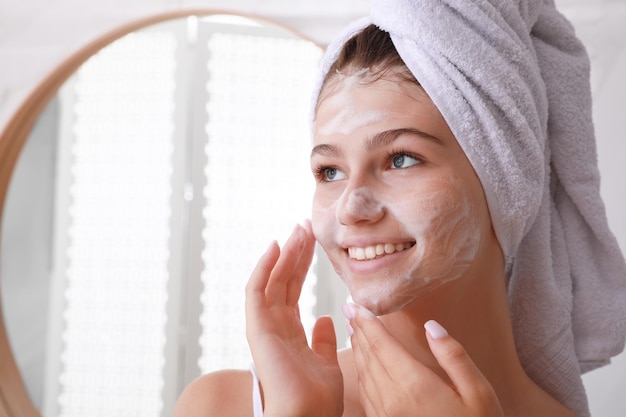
[
  {"left": 350, "top": 290, "right": 416, "bottom": 317},
  {"left": 347, "top": 275, "right": 459, "bottom": 316},
  {"left": 364, "top": 303, "right": 406, "bottom": 317}
]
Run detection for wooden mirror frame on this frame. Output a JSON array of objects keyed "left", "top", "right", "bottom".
[{"left": 0, "top": 9, "right": 319, "bottom": 415}]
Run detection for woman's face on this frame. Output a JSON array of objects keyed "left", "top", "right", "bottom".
[{"left": 311, "top": 72, "right": 492, "bottom": 316}]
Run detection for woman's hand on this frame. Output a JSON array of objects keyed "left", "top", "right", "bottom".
[
  {"left": 245, "top": 221, "right": 343, "bottom": 417},
  {"left": 344, "top": 304, "right": 504, "bottom": 417}
]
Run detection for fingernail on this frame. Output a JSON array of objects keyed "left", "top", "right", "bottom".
[
  {"left": 356, "top": 305, "right": 376, "bottom": 319},
  {"left": 342, "top": 303, "right": 356, "bottom": 320},
  {"left": 345, "top": 320, "right": 354, "bottom": 336},
  {"left": 424, "top": 320, "right": 448, "bottom": 340},
  {"left": 265, "top": 240, "right": 277, "bottom": 254}
]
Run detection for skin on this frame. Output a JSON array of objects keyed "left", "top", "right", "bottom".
[{"left": 173, "top": 71, "right": 578, "bottom": 417}]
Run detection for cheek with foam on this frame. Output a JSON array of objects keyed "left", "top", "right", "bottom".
[
  {"left": 356, "top": 177, "right": 482, "bottom": 314},
  {"left": 392, "top": 177, "right": 481, "bottom": 286},
  {"left": 312, "top": 198, "right": 342, "bottom": 254},
  {"left": 312, "top": 200, "right": 334, "bottom": 238},
  {"left": 312, "top": 198, "right": 354, "bottom": 284},
  {"left": 312, "top": 176, "right": 483, "bottom": 316}
]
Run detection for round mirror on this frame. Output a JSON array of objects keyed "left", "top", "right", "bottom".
[{"left": 0, "top": 12, "right": 345, "bottom": 417}]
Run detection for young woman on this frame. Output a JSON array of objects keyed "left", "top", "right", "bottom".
[{"left": 173, "top": 2, "right": 626, "bottom": 416}]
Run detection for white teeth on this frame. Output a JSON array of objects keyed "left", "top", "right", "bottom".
[
  {"left": 348, "top": 242, "right": 414, "bottom": 260},
  {"left": 354, "top": 247, "right": 366, "bottom": 260}
]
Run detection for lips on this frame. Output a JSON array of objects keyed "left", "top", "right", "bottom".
[{"left": 347, "top": 242, "right": 415, "bottom": 260}]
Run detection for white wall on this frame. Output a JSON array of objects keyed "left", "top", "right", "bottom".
[
  {"left": 0, "top": 0, "right": 369, "bottom": 132},
  {"left": 1, "top": 0, "right": 625, "bottom": 416}
]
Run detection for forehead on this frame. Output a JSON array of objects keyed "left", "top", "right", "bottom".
[
  {"left": 317, "top": 67, "right": 423, "bottom": 110},
  {"left": 314, "top": 74, "right": 443, "bottom": 141}
]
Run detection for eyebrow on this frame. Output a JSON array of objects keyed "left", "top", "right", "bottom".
[
  {"left": 365, "top": 128, "right": 443, "bottom": 151},
  {"left": 310, "top": 128, "right": 443, "bottom": 158},
  {"left": 310, "top": 143, "right": 344, "bottom": 158}
]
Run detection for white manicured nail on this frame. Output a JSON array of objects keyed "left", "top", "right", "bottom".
[
  {"left": 424, "top": 320, "right": 448, "bottom": 340},
  {"left": 342, "top": 303, "right": 356, "bottom": 320},
  {"left": 345, "top": 320, "right": 354, "bottom": 336}
]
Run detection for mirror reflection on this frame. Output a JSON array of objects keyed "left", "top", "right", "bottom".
[{"left": 0, "top": 14, "right": 345, "bottom": 417}]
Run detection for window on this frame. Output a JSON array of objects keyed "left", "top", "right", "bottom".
[{"left": 42, "top": 15, "right": 346, "bottom": 417}]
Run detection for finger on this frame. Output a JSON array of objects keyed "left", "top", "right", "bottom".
[
  {"left": 286, "top": 220, "right": 316, "bottom": 306},
  {"left": 347, "top": 304, "right": 406, "bottom": 412},
  {"left": 357, "top": 377, "right": 378, "bottom": 417},
  {"left": 350, "top": 320, "right": 387, "bottom": 414},
  {"left": 351, "top": 333, "right": 391, "bottom": 416},
  {"left": 348, "top": 304, "right": 429, "bottom": 381},
  {"left": 311, "top": 316, "right": 339, "bottom": 366},
  {"left": 424, "top": 320, "right": 494, "bottom": 401},
  {"left": 264, "top": 224, "right": 307, "bottom": 304},
  {"left": 245, "top": 241, "right": 280, "bottom": 312},
  {"left": 348, "top": 305, "right": 391, "bottom": 379}
]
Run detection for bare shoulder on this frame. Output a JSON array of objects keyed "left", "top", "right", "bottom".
[{"left": 173, "top": 369, "right": 253, "bottom": 417}]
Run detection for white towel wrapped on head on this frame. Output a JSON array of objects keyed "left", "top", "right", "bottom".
[{"left": 313, "top": 1, "right": 626, "bottom": 416}]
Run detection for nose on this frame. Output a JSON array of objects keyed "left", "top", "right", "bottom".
[{"left": 337, "top": 185, "right": 385, "bottom": 226}]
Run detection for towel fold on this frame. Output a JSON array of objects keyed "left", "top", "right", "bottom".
[{"left": 314, "top": 1, "right": 626, "bottom": 415}]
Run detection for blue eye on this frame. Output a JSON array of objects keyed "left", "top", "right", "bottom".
[
  {"left": 324, "top": 167, "right": 346, "bottom": 181},
  {"left": 392, "top": 154, "right": 420, "bottom": 169}
]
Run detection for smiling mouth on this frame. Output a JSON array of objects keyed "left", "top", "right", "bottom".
[{"left": 348, "top": 242, "right": 415, "bottom": 261}]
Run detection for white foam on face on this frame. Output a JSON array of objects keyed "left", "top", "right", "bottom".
[
  {"left": 313, "top": 200, "right": 337, "bottom": 241},
  {"left": 317, "top": 71, "right": 392, "bottom": 137},
  {"left": 350, "top": 176, "right": 481, "bottom": 314},
  {"left": 313, "top": 175, "right": 482, "bottom": 316},
  {"left": 341, "top": 187, "right": 384, "bottom": 221},
  {"left": 313, "top": 187, "right": 383, "bottom": 255},
  {"left": 318, "top": 108, "right": 390, "bottom": 137}
]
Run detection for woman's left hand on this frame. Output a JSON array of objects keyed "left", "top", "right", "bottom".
[{"left": 343, "top": 304, "right": 504, "bottom": 417}]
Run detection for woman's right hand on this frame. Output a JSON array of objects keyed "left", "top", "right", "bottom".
[{"left": 245, "top": 221, "right": 344, "bottom": 417}]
